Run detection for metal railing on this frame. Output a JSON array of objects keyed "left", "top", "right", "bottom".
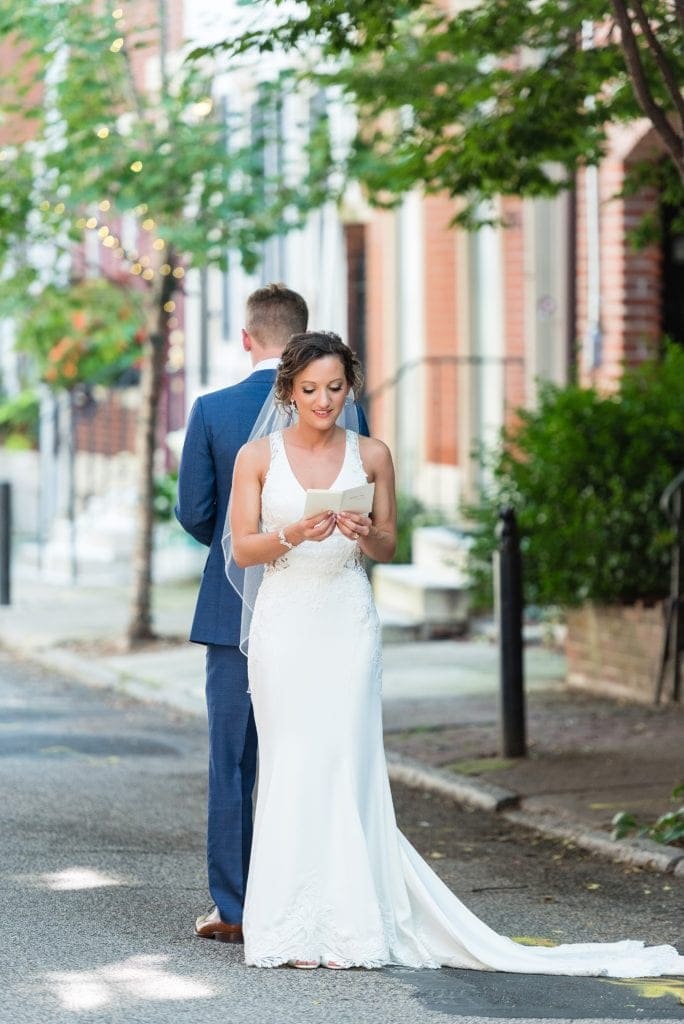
[
  {"left": 362, "top": 353, "right": 526, "bottom": 512},
  {"left": 655, "top": 469, "right": 684, "bottom": 703}
]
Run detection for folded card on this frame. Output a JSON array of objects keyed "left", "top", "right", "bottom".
[{"left": 303, "top": 482, "right": 375, "bottom": 517}]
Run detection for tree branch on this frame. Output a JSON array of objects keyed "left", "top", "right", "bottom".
[
  {"left": 610, "top": 0, "right": 684, "bottom": 180},
  {"left": 120, "top": 40, "right": 146, "bottom": 123},
  {"left": 629, "top": 0, "right": 684, "bottom": 126}
]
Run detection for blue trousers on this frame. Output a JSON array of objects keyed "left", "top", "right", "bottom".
[{"left": 205, "top": 644, "right": 257, "bottom": 924}]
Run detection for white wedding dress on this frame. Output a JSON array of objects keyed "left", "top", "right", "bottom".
[{"left": 243, "top": 429, "right": 684, "bottom": 976}]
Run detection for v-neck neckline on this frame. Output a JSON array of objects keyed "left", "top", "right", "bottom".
[{"left": 280, "top": 430, "right": 348, "bottom": 494}]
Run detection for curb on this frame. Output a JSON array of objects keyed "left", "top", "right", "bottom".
[
  {"left": 502, "top": 809, "right": 684, "bottom": 874},
  {"left": 6, "top": 639, "right": 684, "bottom": 877},
  {"left": 385, "top": 751, "right": 519, "bottom": 812},
  {"left": 0, "top": 640, "right": 202, "bottom": 717},
  {"left": 385, "top": 751, "right": 684, "bottom": 875}
]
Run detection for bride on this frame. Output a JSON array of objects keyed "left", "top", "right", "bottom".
[{"left": 228, "top": 331, "right": 683, "bottom": 975}]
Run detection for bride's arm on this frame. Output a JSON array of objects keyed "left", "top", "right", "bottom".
[
  {"left": 337, "top": 439, "right": 397, "bottom": 563},
  {"left": 230, "top": 442, "right": 337, "bottom": 568}
]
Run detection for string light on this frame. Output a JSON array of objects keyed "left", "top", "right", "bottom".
[
  {"left": 67, "top": 205, "right": 184, "bottom": 287},
  {"left": 135, "top": 204, "right": 148, "bottom": 215},
  {"left": 163, "top": 301, "right": 176, "bottom": 313},
  {"left": 112, "top": 8, "right": 124, "bottom": 19},
  {"left": 110, "top": 37, "right": 124, "bottom": 53},
  {"left": 130, "top": 160, "right": 143, "bottom": 173},
  {"left": 191, "top": 98, "right": 213, "bottom": 119},
  {"left": 96, "top": 126, "right": 110, "bottom": 139}
]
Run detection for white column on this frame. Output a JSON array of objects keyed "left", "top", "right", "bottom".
[{"left": 396, "top": 192, "right": 426, "bottom": 494}]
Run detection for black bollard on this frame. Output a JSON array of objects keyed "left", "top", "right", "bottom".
[
  {"left": 0, "top": 481, "right": 11, "bottom": 605},
  {"left": 494, "top": 507, "right": 526, "bottom": 757}
]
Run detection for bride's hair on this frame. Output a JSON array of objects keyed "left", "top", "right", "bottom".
[{"left": 275, "top": 331, "right": 364, "bottom": 405}]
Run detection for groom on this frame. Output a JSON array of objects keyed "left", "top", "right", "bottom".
[{"left": 176, "top": 283, "right": 309, "bottom": 942}]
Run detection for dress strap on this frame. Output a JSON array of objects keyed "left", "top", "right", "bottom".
[
  {"left": 346, "top": 430, "right": 368, "bottom": 480},
  {"left": 269, "top": 430, "right": 284, "bottom": 458}
]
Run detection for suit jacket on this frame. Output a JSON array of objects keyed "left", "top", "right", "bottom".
[{"left": 176, "top": 368, "right": 369, "bottom": 646}]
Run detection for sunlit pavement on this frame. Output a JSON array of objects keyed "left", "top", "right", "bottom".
[{"left": 1, "top": 652, "right": 682, "bottom": 1024}]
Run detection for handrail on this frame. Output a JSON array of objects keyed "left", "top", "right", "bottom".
[
  {"left": 659, "top": 468, "right": 684, "bottom": 524},
  {"left": 363, "top": 354, "right": 525, "bottom": 403},
  {"left": 655, "top": 469, "right": 684, "bottom": 703}
]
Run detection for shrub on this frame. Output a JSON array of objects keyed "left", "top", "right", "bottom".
[
  {"left": 0, "top": 389, "right": 40, "bottom": 449},
  {"left": 393, "top": 492, "right": 446, "bottom": 564},
  {"left": 465, "top": 345, "right": 684, "bottom": 608},
  {"left": 612, "top": 785, "right": 684, "bottom": 847},
  {"left": 153, "top": 470, "right": 179, "bottom": 522},
  {"left": 16, "top": 279, "right": 145, "bottom": 390}
]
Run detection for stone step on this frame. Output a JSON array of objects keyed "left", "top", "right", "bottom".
[
  {"left": 412, "top": 525, "right": 472, "bottom": 576},
  {"left": 376, "top": 606, "right": 425, "bottom": 643},
  {"left": 372, "top": 563, "right": 470, "bottom": 637}
]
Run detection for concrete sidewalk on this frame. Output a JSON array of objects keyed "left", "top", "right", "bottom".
[{"left": 1, "top": 575, "right": 683, "bottom": 875}]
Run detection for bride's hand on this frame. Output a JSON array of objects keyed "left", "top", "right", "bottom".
[
  {"left": 292, "top": 511, "right": 337, "bottom": 544},
  {"left": 335, "top": 512, "right": 372, "bottom": 543}
]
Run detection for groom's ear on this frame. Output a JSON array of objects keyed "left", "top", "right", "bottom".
[{"left": 241, "top": 328, "right": 252, "bottom": 353}]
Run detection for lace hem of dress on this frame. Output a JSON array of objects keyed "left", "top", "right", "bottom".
[{"left": 244, "top": 871, "right": 445, "bottom": 970}]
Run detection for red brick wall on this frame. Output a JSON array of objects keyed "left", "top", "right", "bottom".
[
  {"left": 0, "top": 43, "right": 42, "bottom": 146},
  {"left": 126, "top": 0, "right": 185, "bottom": 89},
  {"left": 501, "top": 196, "right": 527, "bottom": 423},
  {"left": 74, "top": 390, "right": 138, "bottom": 455},
  {"left": 576, "top": 154, "right": 662, "bottom": 391},
  {"left": 565, "top": 602, "right": 663, "bottom": 702},
  {"left": 423, "top": 196, "right": 459, "bottom": 465}
]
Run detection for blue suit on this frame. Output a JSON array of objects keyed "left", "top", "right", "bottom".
[{"left": 176, "top": 368, "right": 368, "bottom": 923}]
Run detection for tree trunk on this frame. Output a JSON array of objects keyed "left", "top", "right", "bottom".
[{"left": 126, "top": 269, "right": 176, "bottom": 645}]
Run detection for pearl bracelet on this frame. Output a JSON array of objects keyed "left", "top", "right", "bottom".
[{"left": 277, "top": 527, "right": 294, "bottom": 550}]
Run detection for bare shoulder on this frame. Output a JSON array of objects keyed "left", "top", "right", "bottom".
[
  {"left": 358, "top": 435, "right": 394, "bottom": 474},
  {"left": 235, "top": 435, "right": 271, "bottom": 474}
]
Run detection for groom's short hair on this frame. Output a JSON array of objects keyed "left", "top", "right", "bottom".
[{"left": 246, "top": 283, "right": 308, "bottom": 348}]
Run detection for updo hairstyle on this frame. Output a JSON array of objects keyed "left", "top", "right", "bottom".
[{"left": 275, "top": 331, "right": 364, "bottom": 406}]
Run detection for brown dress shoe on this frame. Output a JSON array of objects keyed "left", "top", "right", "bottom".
[{"left": 194, "top": 906, "right": 243, "bottom": 944}]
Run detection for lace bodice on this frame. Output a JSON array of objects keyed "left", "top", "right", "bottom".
[{"left": 261, "top": 429, "right": 368, "bottom": 577}]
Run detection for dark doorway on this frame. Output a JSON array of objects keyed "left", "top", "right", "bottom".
[
  {"left": 345, "top": 223, "right": 367, "bottom": 380},
  {"left": 662, "top": 202, "right": 684, "bottom": 345}
]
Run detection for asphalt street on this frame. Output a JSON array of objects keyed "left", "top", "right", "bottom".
[{"left": 1, "top": 652, "right": 682, "bottom": 1024}]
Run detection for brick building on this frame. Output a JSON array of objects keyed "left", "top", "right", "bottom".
[{"left": 355, "top": 116, "right": 682, "bottom": 517}]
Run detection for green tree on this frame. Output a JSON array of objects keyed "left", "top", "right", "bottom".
[
  {"left": 0, "top": 1, "right": 312, "bottom": 644},
  {"left": 196, "top": 0, "right": 684, "bottom": 227}
]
